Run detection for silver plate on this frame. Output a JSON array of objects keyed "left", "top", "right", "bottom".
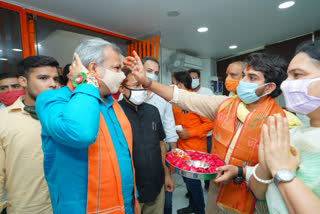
[{"left": 165, "top": 150, "right": 225, "bottom": 180}]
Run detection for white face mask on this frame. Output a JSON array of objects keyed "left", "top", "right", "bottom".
[
  {"left": 99, "top": 68, "right": 126, "bottom": 94},
  {"left": 191, "top": 78, "right": 200, "bottom": 89},
  {"left": 125, "top": 87, "right": 148, "bottom": 105}
]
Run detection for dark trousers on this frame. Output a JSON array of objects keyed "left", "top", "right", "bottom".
[
  {"left": 183, "top": 177, "right": 205, "bottom": 214},
  {"left": 1, "top": 208, "right": 6, "bottom": 214},
  {"left": 205, "top": 135, "right": 212, "bottom": 188},
  {"left": 164, "top": 191, "right": 172, "bottom": 214},
  {"left": 206, "top": 135, "right": 212, "bottom": 154}
]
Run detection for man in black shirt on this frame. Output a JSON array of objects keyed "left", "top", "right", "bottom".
[{"left": 119, "top": 67, "right": 174, "bottom": 214}]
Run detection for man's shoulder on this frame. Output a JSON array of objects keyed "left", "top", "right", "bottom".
[
  {"left": 37, "top": 87, "right": 71, "bottom": 104},
  {"left": 147, "top": 93, "right": 171, "bottom": 111},
  {"left": 143, "top": 102, "right": 161, "bottom": 115},
  {"left": 143, "top": 102, "right": 159, "bottom": 111},
  {"left": 0, "top": 107, "right": 9, "bottom": 119},
  {"left": 198, "top": 87, "right": 213, "bottom": 95},
  {"left": 149, "top": 93, "right": 167, "bottom": 103}
]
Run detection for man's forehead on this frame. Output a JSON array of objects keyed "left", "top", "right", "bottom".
[
  {"left": 0, "top": 77, "right": 19, "bottom": 85},
  {"left": 30, "top": 66, "right": 59, "bottom": 77},
  {"left": 228, "top": 63, "right": 243, "bottom": 73},
  {"left": 103, "top": 47, "right": 120, "bottom": 62},
  {"left": 189, "top": 72, "right": 198, "bottom": 77},
  {"left": 144, "top": 60, "right": 159, "bottom": 69},
  {"left": 244, "top": 67, "right": 264, "bottom": 77}
]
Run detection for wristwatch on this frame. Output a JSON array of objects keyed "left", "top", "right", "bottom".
[
  {"left": 233, "top": 166, "right": 244, "bottom": 184},
  {"left": 274, "top": 169, "right": 296, "bottom": 186}
]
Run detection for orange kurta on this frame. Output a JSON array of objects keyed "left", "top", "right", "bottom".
[{"left": 173, "top": 105, "right": 214, "bottom": 153}]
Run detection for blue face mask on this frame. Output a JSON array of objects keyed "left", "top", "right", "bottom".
[
  {"left": 146, "top": 72, "right": 158, "bottom": 81},
  {"left": 236, "top": 81, "right": 269, "bottom": 104}
]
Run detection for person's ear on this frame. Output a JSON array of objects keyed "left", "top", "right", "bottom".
[
  {"left": 119, "top": 85, "right": 124, "bottom": 93},
  {"left": 264, "top": 82, "right": 276, "bottom": 95},
  {"left": 18, "top": 76, "right": 27, "bottom": 88},
  {"left": 177, "top": 82, "right": 185, "bottom": 90},
  {"left": 87, "top": 62, "right": 99, "bottom": 74}
]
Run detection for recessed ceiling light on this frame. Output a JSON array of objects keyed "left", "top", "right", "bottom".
[
  {"left": 12, "top": 48, "right": 22, "bottom": 52},
  {"left": 278, "top": 1, "right": 295, "bottom": 9},
  {"left": 229, "top": 45, "right": 238, "bottom": 49},
  {"left": 0, "top": 58, "right": 8, "bottom": 61},
  {"left": 167, "top": 11, "right": 180, "bottom": 17},
  {"left": 197, "top": 27, "right": 208, "bottom": 33}
]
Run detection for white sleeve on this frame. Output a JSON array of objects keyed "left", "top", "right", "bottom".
[
  {"left": 162, "top": 102, "right": 179, "bottom": 143},
  {"left": 245, "top": 165, "right": 255, "bottom": 185}
]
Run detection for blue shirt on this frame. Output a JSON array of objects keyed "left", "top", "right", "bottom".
[{"left": 35, "top": 84, "right": 134, "bottom": 214}]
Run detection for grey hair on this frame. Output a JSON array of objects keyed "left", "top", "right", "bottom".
[{"left": 73, "top": 38, "right": 122, "bottom": 67}]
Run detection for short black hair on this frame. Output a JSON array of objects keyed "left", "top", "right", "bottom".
[
  {"left": 173, "top": 71, "right": 192, "bottom": 90},
  {"left": 246, "top": 53, "right": 287, "bottom": 98},
  {"left": 295, "top": 40, "right": 320, "bottom": 64},
  {"left": 188, "top": 69, "right": 201, "bottom": 78},
  {"left": 0, "top": 72, "right": 18, "bottom": 81},
  {"left": 17, "top": 55, "right": 59, "bottom": 78},
  {"left": 60, "top": 63, "right": 71, "bottom": 86},
  {"left": 141, "top": 56, "right": 159, "bottom": 67}
]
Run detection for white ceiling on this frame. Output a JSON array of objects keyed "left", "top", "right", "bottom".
[{"left": 5, "top": 0, "right": 320, "bottom": 59}]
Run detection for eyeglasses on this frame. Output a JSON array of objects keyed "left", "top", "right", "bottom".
[{"left": 123, "top": 85, "right": 144, "bottom": 90}]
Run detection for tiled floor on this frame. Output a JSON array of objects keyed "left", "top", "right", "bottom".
[{"left": 171, "top": 173, "right": 208, "bottom": 214}]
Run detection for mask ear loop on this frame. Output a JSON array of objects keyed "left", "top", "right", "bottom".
[
  {"left": 256, "top": 83, "right": 273, "bottom": 98},
  {"left": 306, "top": 77, "right": 320, "bottom": 98},
  {"left": 123, "top": 86, "right": 132, "bottom": 100}
]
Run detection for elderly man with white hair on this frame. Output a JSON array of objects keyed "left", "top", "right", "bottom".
[{"left": 36, "top": 38, "right": 139, "bottom": 214}]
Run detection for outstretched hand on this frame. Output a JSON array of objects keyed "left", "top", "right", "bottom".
[
  {"left": 124, "top": 51, "right": 149, "bottom": 86},
  {"left": 261, "top": 114, "right": 300, "bottom": 177}
]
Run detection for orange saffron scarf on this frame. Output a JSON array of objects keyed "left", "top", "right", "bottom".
[
  {"left": 68, "top": 82, "right": 137, "bottom": 214},
  {"left": 211, "top": 96, "right": 284, "bottom": 214}
]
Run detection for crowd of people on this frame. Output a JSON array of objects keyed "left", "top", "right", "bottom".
[{"left": 0, "top": 37, "right": 319, "bottom": 214}]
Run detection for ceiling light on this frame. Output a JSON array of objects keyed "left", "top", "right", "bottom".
[
  {"left": 0, "top": 58, "right": 8, "bottom": 61},
  {"left": 12, "top": 48, "right": 22, "bottom": 52},
  {"left": 167, "top": 11, "right": 180, "bottom": 17},
  {"left": 197, "top": 27, "right": 208, "bottom": 33},
  {"left": 278, "top": 1, "right": 295, "bottom": 9},
  {"left": 35, "top": 43, "right": 42, "bottom": 48},
  {"left": 229, "top": 45, "right": 238, "bottom": 49}
]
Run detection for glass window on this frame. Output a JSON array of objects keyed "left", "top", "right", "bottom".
[{"left": 0, "top": 8, "right": 23, "bottom": 74}]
